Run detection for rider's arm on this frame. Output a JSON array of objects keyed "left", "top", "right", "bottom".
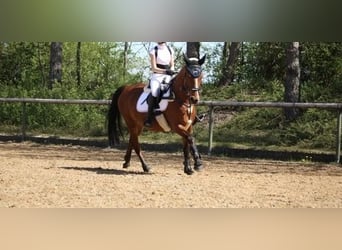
[{"left": 150, "top": 53, "right": 169, "bottom": 74}]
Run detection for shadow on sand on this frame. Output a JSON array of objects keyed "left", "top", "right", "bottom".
[
  {"left": 60, "top": 166, "right": 151, "bottom": 176},
  {"left": 0, "top": 134, "right": 336, "bottom": 163}
]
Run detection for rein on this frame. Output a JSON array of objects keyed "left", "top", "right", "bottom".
[
  {"left": 171, "top": 67, "right": 201, "bottom": 119},
  {"left": 168, "top": 55, "right": 204, "bottom": 126}
]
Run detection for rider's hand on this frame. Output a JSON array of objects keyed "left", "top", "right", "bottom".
[{"left": 165, "top": 69, "right": 175, "bottom": 75}]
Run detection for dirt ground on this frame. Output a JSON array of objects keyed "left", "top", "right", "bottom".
[{"left": 1, "top": 141, "right": 342, "bottom": 208}]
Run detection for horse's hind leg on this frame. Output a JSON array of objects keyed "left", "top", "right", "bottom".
[
  {"left": 123, "top": 139, "right": 133, "bottom": 168},
  {"left": 135, "top": 143, "right": 150, "bottom": 173},
  {"left": 128, "top": 132, "right": 150, "bottom": 173}
]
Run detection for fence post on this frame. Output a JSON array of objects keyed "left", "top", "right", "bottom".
[
  {"left": 208, "top": 105, "right": 214, "bottom": 156},
  {"left": 337, "top": 111, "right": 342, "bottom": 164},
  {"left": 21, "top": 102, "right": 27, "bottom": 141}
]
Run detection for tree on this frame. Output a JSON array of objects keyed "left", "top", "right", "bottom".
[
  {"left": 284, "top": 42, "right": 300, "bottom": 121},
  {"left": 49, "top": 42, "right": 63, "bottom": 89},
  {"left": 186, "top": 42, "right": 200, "bottom": 58},
  {"left": 123, "top": 42, "right": 129, "bottom": 81},
  {"left": 217, "top": 42, "right": 241, "bottom": 86},
  {"left": 36, "top": 42, "right": 48, "bottom": 86},
  {"left": 76, "top": 42, "right": 81, "bottom": 85},
  {"left": 300, "top": 42, "right": 342, "bottom": 102},
  {"left": 242, "top": 42, "right": 286, "bottom": 83}
]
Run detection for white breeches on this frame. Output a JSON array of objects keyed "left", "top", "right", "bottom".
[{"left": 150, "top": 73, "right": 171, "bottom": 97}]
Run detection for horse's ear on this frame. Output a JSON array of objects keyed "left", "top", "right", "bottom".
[
  {"left": 183, "top": 53, "right": 191, "bottom": 65},
  {"left": 198, "top": 54, "right": 206, "bottom": 65},
  {"left": 184, "top": 53, "right": 206, "bottom": 66}
]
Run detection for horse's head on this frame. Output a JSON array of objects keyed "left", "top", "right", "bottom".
[{"left": 177, "top": 53, "right": 206, "bottom": 105}]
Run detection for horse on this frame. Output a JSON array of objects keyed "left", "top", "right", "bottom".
[{"left": 107, "top": 54, "right": 206, "bottom": 175}]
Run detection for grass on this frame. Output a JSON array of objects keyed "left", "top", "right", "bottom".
[{"left": 0, "top": 81, "right": 339, "bottom": 159}]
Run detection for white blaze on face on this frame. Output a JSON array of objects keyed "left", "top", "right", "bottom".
[
  {"left": 194, "top": 78, "right": 199, "bottom": 89},
  {"left": 193, "top": 78, "right": 200, "bottom": 101}
]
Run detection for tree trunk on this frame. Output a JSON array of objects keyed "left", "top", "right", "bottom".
[
  {"left": 76, "top": 42, "right": 81, "bottom": 85},
  {"left": 217, "top": 42, "right": 241, "bottom": 86},
  {"left": 49, "top": 42, "right": 63, "bottom": 89},
  {"left": 123, "top": 42, "right": 129, "bottom": 81},
  {"left": 284, "top": 42, "right": 300, "bottom": 121},
  {"left": 186, "top": 42, "right": 200, "bottom": 58},
  {"left": 36, "top": 42, "right": 47, "bottom": 86}
]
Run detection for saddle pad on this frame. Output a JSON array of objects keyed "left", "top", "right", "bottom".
[{"left": 136, "top": 92, "right": 169, "bottom": 113}]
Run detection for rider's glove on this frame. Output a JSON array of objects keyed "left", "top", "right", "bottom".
[{"left": 165, "top": 69, "right": 175, "bottom": 75}]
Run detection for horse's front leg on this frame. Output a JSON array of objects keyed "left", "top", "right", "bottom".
[
  {"left": 182, "top": 137, "right": 194, "bottom": 175},
  {"left": 189, "top": 136, "right": 203, "bottom": 171}
]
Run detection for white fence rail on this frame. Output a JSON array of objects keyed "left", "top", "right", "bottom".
[{"left": 0, "top": 97, "right": 341, "bottom": 163}]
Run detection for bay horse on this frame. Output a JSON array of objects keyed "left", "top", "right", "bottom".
[{"left": 107, "top": 54, "right": 206, "bottom": 175}]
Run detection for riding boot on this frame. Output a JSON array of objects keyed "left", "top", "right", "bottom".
[{"left": 144, "top": 95, "right": 158, "bottom": 127}]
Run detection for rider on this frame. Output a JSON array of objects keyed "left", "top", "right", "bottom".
[{"left": 144, "top": 42, "right": 176, "bottom": 127}]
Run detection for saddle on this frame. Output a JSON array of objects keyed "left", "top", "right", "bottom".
[
  {"left": 136, "top": 80, "right": 175, "bottom": 132},
  {"left": 145, "top": 78, "right": 174, "bottom": 100},
  {"left": 137, "top": 79, "right": 174, "bottom": 113}
]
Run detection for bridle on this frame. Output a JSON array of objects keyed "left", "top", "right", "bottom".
[
  {"left": 182, "top": 64, "right": 203, "bottom": 100},
  {"left": 170, "top": 54, "right": 206, "bottom": 115},
  {"left": 169, "top": 64, "right": 203, "bottom": 120}
]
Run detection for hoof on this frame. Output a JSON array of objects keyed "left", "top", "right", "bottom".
[
  {"left": 194, "top": 164, "right": 204, "bottom": 171},
  {"left": 123, "top": 162, "right": 130, "bottom": 168},
  {"left": 143, "top": 165, "right": 151, "bottom": 173},
  {"left": 184, "top": 168, "right": 194, "bottom": 175}
]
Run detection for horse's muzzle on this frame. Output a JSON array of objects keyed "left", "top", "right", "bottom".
[{"left": 190, "top": 96, "right": 199, "bottom": 104}]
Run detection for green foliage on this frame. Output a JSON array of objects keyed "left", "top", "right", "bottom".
[
  {"left": 0, "top": 42, "right": 341, "bottom": 153},
  {"left": 0, "top": 42, "right": 50, "bottom": 87},
  {"left": 218, "top": 106, "right": 336, "bottom": 151},
  {"left": 301, "top": 42, "right": 342, "bottom": 85},
  {"left": 281, "top": 109, "right": 335, "bottom": 149},
  {"left": 200, "top": 42, "right": 340, "bottom": 152},
  {"left": 200, "top": 80, "right": 338, "bottom": 151},
  {"left": 0, "top": 42, "right": 142, "bottom": 136},
  {"left": 202, "top": 79, "right": 284, "bottom": 102},
  {"left": 241, "top": 42, "right": 287, "bottom": 82},
  {"left": 300, "top": 42, "right": 342, "bottom": 102}
]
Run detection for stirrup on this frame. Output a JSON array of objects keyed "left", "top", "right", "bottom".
[{"left": 195, "top": 114, "right": 206, "bottom": 123}]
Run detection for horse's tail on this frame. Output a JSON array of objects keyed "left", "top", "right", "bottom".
[{"left": 107, "top": 86, "right": 125, "bottom": 147}]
